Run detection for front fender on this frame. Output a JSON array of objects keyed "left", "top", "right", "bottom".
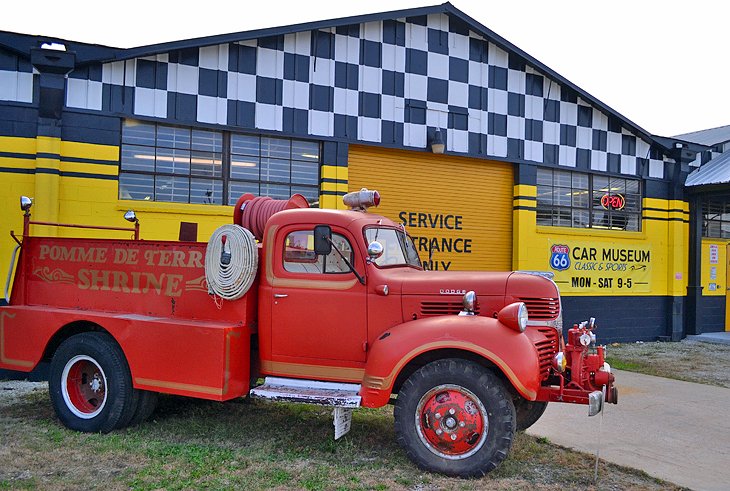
[{"left": 360, "top": 315, "right": 541, "bottom": 407}]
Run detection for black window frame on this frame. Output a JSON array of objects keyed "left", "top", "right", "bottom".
[
  {"left": 701, "top": 195, "right": 730, "bottom": 238},
  {"left": 119, "top": 120, "right": 321, "bottom": 206},
  {"left": 536, "top": 167, "right": 642, "bottom": 232}
]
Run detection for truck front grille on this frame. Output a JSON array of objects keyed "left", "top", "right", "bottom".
[
  {"left": 533, "top": 326, "right": 559, "bottom": 379},
  {"left": 518, "top": 297, "right": 560, "bottom": 320},
  {"left": 420, "top": 301, "right": 480, "bottom": 316}
]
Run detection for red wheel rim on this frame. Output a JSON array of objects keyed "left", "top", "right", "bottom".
[
  {"left": 61, "top": 355, "right": 107, "bottom": 419},
  {"left": 415, "top": 384, "right": 488, "bottom": 459}
]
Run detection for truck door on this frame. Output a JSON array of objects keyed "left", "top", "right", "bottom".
[{"left": 270, "top": 227, "right": 367, "bottom": 363}]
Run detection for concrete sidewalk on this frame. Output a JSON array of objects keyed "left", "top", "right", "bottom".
[{"left": 527, "top": 369, "right": 730, "bottom": 491}]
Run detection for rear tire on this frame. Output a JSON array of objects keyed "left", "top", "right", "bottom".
[
  {"left": 128, "top": 390, "right": 158, "bottom": 426},
  {"left": 49, "top": 332, "right": 135, "bottom": 433},
  {"left": 394, "top": 359, "right": 516, "bottom": 477},
  {"left": 515, "top": 399, "right": 548, "bottom": 431}
]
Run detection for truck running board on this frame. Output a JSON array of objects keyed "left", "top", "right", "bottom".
[
  {"left": 249, "top": 377, "right": 362, "bottom": 407},
  {"left": 250, "top": 377, "right": 361, "bottom": 439}
]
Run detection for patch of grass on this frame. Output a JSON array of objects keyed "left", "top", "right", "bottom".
[
  {"left": 606, "top": 339, "right": 730, "bottom": 388},
  {"left": 0, "top": 388, "right": 684, "bottom": 491}
]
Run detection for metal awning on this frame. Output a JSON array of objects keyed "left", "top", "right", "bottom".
[{"left": 686, "top": 150, "right": 730, "bottom": 187}]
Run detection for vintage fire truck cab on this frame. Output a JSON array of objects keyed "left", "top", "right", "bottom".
[{"left": 1, "top": 191, "right": 616, "bottom": 477}]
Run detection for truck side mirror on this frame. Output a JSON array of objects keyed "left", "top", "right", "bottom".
[{"left": 313, "top": 225, "right": 332, "bottom": 255}]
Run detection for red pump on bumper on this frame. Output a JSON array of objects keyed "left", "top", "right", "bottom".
[{"left": 537, "top": 316, "right": 617, "bottom": 415}]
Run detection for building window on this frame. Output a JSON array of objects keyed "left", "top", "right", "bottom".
[
  {"left": 701, "top": 197, "right": 730, "bottom": 238},
  {"left": 537, "top": 168, "right": 642, "bottom": 231},
  {"left": 119, "top": 120, "right": 320, "bottom": 205}
]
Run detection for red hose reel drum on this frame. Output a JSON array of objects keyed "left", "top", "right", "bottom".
[{"left": 233, "top": 193, "right": 309, "bottom": 241}]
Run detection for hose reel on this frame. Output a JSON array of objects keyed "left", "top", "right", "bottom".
[{"left": 205, "top": 224, "right": 258, "bottom": 301}]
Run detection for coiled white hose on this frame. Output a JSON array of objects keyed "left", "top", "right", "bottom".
[{"left": 205, "top": 224, "right": 258, "bottom": 300}]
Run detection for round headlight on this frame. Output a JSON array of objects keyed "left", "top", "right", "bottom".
[
  {"left": 517, "top": 303, "right": 529, "bottom": 332},
  {"left": 462, "top": 291, "right": 477, "bottom": 313},
  {"left": 553, "top": 352, "right": 567, "bottom": 372}
]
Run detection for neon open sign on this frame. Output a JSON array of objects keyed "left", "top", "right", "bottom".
[{"left": 600, "top": 193, "right": 625, "bottom": 210}]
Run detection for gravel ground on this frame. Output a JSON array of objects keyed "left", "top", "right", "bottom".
[{"left": 605, "top": 338, "right": 730, "bottom": 388}]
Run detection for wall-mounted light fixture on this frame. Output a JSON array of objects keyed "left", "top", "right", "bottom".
[{"left": 430, "top": 129, "right": 445, "bottom": 154}]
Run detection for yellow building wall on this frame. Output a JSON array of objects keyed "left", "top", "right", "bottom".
[
  {"left": 0, "top": 136, "right": 234, "bottom": 290},
  {"left": 513, "top": 184, "right": 689, "bottom": 297}
]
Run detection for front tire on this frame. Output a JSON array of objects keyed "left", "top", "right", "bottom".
[
  {"left": 394, "top": 359, "right": 516, "bottom": 477},
  {"left": 49, "top": 332, "right": 135, "bottom": 433},
  {"left": 515, "top": 398, "right": 548, "bottom": 431}
]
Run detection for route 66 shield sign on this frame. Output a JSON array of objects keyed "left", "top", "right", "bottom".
[{"left": 550, "top": 244, "right": 570, "bottom": 271}]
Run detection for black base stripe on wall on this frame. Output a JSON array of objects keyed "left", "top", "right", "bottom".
[{"left": 562, "top": 296, "right": 679, "bottom": 343}]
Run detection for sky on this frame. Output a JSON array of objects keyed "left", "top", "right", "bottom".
[{"left": 3, "top": 0, "right": 728, "bottom": 138}]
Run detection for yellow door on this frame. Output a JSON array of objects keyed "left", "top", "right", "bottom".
[{"left": 348, "top": 145, "right": 513, "bottom": 272}]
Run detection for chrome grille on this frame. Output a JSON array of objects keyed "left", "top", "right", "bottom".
[
  {"left": 518, "top": 297, "right": 560, "bottom": 320},
  {"left": 420, "top": 301, "right": 480, "bottom": 316},
  {"left": 533, "top": 326, "right": 559, "bottom": 379}
]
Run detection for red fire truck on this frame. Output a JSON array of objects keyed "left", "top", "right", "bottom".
[{"left": 0, "top": 190, "right": 616, "bottom": 477}]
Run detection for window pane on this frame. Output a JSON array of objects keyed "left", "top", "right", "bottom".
[
  {"left": 706, "top": 220, "right": 721, "bottom": 237},
  {"left": 572, "top": 190, "right": 589, "bottom": 208},
  {"left": 191, "top": 179, "right": 223, "bottom": 205},
  {"left": 593, "top": 211, "right": 609, "bottom": 228},
  {"left": 228, "top": 181, "right": 260, "bottom": 205},
  {"left": 554, "top": 187, "right": 572, "bottom": 206},
  {"left": 291, "top": 160, "right": 318, "bottom": 185},
  {"left": 572, "top": 210, "right": 589, "bottom": 227},
  {"left": 122, "top": 120, "right": 155, "bottom": 146},
  {"left": 156, "top": 147, "right": 190, "bottom": 174},
  {"left": 593, "top": 176, "right": 609, "bottom": 192},
  {"left": 555, "top": 208, "right": 571, "bottom": 227},
  {"left": 608, "top": 178, "right": 626, "bottom": 194},
  {"left": 625, "top": 179, "right": 640, "bottom": 193},
  {"left": 260, "top": 183, "right": 291, "bottom": 199},
  {"left": 283, "top": 231, "right": 324, "bottom": 273},
  {"left": 157, "top": 126, "right": 190, "bottom": 150},
  {"left": 191, "top": 151, "right": 222, "bottom": 177},
  {"left": 231, "top": 134, "right": 259, "bottom": 156},
  {"left": 291, "top": 140, "right": 319, "bottom": 161},
  {"left": 324, "top": 234, "right": 354, "bottom": 273},
  {"left": 609, "top": 213, "right": 629, "bottom": 230},
  {"left": 623, "top": 193, "right": 641, "bottom": 212},
  {"left": 121, "top": 145, "right": 155, "bottom": 171},
  {"left": 553, "top": 170, "right": 571, "bottom": 187},
  {"left": 291, "top": 185, "right": 319, "bottom": 205},
  {"left": 625, "top": 214, "right": 640, "bottom": 232},
  {"left": 119, "top": 173, "right": 154, "bottom": 200},
  {"left": 260, "top": 158, "right": 290, "bottom": 183},
  {"left": 230, "top": 155, "right": 259, "bottom": 179},
  {"left": 536, "top": 168, "right": 552, "bottom": 186},
  {"left": 155, "top": 176, "right": 189, "bottom": 203},
  {"left": 192, "top": 129, "right": 222, "bottom": 152},
  {"left": 536, "top": 186, "right": 554, "bottom": 206},
  {"left": 536, "top": 209, "right": 553, "bottom": 226},
  {"left": 592, "top": 191, "right": 606, "bottom": 210},
  {"left": 261, "top": 137, "right": 290, "bottom": 159},
  {"left": 572, "top": 173, "right": 588, "bottom": 189}
]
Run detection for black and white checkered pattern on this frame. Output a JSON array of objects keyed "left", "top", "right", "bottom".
[
  {"left": 0, "top": 49, "right": 34, "bottom": 104},
  {"left": 63, "top": 12, "right": 666, "bottom": 178}
]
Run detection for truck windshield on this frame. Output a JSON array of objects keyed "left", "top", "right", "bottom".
[{"left": 365, "top": 227, "right": 422, "bottom": 268}]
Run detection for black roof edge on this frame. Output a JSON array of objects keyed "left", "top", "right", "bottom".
[
  {"left": 652, "top": 135, "right": 711, "bottom": 153},
  {"left": 0, "top": 30, "right": 119, "bottom": 64},
  {"left": 440, "top": 3, "right": 668, "bottom": 152},
  {"left": 118, "top": 3, "right": 450, "bottom": 61},
  {"left": 1, "top": 2, "right": 669, "bottom": 154}
]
